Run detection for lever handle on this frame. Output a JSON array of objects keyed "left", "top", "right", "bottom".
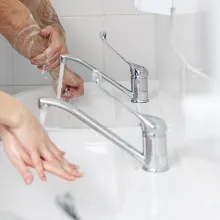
[
  {"left": 100, "top": 31, "right": 133, "bottom": 67},
  {"left": 100, "top": 31, "right": 148, "bottom": 77}
]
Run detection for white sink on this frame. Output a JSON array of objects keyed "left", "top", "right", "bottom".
[
  {"left": 0, "top": 128, "right": 141, "bottom": 220},
  {"left": 0, "top": 80, "right": 220, "bottom": 220}
]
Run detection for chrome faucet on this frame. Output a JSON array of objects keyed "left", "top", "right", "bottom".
[
  {"left": 100, "top": 31, "right": 149, "bottom": 103},
  {"left": 38, "top": 98, "right": 168, "bottom": 172},
  {"left": 60, "top": 31, "right": 149, "bottom": 103}
]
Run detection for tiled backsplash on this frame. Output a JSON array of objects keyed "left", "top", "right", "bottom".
[
  {"left": 0, "top": 0, "right": 156, "bottom": 95},
  {"left": 155, "top": 11, "right": 207, "bottom": 100},
  {"left": 0, "top": 0, "right": 206, "bottom": 100}
]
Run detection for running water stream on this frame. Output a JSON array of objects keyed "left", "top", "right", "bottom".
[
  {"left": 39, "top": 63, "right": 66, "bottom": 125},
  {"left": 57, "top": 62, "right": 65, "bottom": 100}
]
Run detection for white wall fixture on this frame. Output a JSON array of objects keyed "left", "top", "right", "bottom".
[
  {"left": 134, "top": 0, "right": 202, "bottom": 15},
  {"left": 134, "top": 0, "right": 172, "bottom": 15}
]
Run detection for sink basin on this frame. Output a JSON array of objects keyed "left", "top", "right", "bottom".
[
  {"left": 0, "top": 127, "right": 142, "bottom": 220},
  {"left": 1, "top": 80, "right": 220, "bottom": 220}
]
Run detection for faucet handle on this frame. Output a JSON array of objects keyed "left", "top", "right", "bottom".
[
  {"left": 136, "top": 113, "right": 167, "bottom": 136},
  {"left": 100, "top": 31, "right": 148, "bottom": 78}
]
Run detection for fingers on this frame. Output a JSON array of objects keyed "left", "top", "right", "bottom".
[
  {"left": 31, "top": 152, "right": 46, "bottom": 182},
  {"left": 38, "top": 59, "right": 60, "bottom": 72},
  {"left": 40, "top": 26, "right": 54, "bottom": 37},
  {"left": 60, "top": 160, "right": 83, "bottom": 178},
  {"left": 7, "top": 149, "right": 33, "bottom": 185},
  {"left": 40, "top": 138, "right": 81, "bottom": 180},
  {"left": 39, "top": 135, "right": 82, "bottom": 180},
  {"left": 43, "top": 161, "right": 77, "bottom": 181},
  {"left": 61, "top": 82, "right": 84, "bottom": 100},
  {"left": 2, "top": 131, "right": 34, "bottom": 185},
  {"left": 69, "top": 83, "right": 84, "bottom": 97},
  {"left": 62, "top": 86, "right": 73, "bottom": 99},
  {"left": 47, "top": 139, "right": 82, "bottom": 177},
  {"left": 47, "top": 139, "right": 65, "bottom": 160},
  {"left": 31, "top": 48, "right": 54, "bottom": 66},
  {"left": 13, "top": 158, "right": 34, "bottom": 185}
]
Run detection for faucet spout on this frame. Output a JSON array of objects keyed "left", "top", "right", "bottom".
[
  {"left": 60, "top": 54, "right": 148, "bottom": 103},
  {"left": 38, "top": 98, "right": 168, "bottom": 172},
  {"left": 60, "top": 55, "right": 132, "bottom": 98}
]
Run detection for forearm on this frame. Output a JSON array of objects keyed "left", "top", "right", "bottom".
[
  {"left": 0, "top": 91, "right": 25, "bottom": 128},
  {"left": 19, "top": 0, "right": 65, "bottom": 37},
  {"left": 0, "top": 0, "right": 49, "bottom": 59}
]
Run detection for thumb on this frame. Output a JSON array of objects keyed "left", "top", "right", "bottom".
[{"left": 40, "top": 26, "right": 54, "bottom": 37}]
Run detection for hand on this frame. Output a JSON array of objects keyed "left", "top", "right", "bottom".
[
  {"left": 1, "top": 105, "right": 82, "bottom": 183},
  {"left": 30, "top": 25, "right": 84, "bottom": 100},
  {"left": 0, "top": 126, "right": 82, "bottom": 184},
  {"left": 31, "top": 25, "right": 67, "bottom": 72},
  {"left": 52, "top": 68, "right": 84, "bottom": 100}
]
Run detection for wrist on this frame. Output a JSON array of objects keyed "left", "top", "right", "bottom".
[{"left": 0, "top": 92, "right": 27, "bottom": 128}]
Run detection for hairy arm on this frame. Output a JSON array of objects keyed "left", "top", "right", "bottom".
[
  {"left": 0, "top": 0, "right": 49, "bottom": 59},
  {"left": 0, "top": 0, "right": 83, "bottom": 97},
  {"left": 19, "top": 0, "right": 65, "bottom": 37}
]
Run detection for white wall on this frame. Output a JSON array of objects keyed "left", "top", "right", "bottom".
[
  {"left": 155, "top": 9, "right": 208, "bottom": 100},
  {"left": 0, "top": 0, "right": 156, "bottom": 95}
]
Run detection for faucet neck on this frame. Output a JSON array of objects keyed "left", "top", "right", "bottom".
[{"left": 140, "top": 117, "right": 168, "bottom": 172}]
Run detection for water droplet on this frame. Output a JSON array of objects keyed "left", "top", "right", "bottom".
[{"left": 42, "top": 65, "right": 45, "bottom": 75}]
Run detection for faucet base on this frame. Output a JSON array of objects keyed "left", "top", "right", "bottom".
[
  {"left": 131, "top": 99, "right": 149, "bottom": 103},
  {"left": 143, "top": 165, "right": 169, "bottom": 173},
  {"left": 142, "top": 153, "right": 169, "bottom": 173}
]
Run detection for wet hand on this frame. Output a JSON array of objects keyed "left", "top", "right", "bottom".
[
  {"left": 0, "top": 106, "right": 83, "bottom": 184},
  {"left": 52, "top": 67, "right": 84, "bottom": 101},
  {"left": 30, "top": 25, "right": 67, "bottom": 72},
  {"left": 0, "top": 125, "right": 82, "bottom": 184}
]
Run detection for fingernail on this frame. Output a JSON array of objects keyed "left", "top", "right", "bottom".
[
  {"left": 25, "top": 177, "right": 32, "bottom": 185},
  {"left": 71, "top": 164, "right": 79, "bottom": 168},
  {"left": 72, "top": 170, "right": 78, "bottom": 176},
  {"left": 72, "top": 170, "right": 83, "bottom": 177},
  {"left": 61, "top": 151, "right": 65, "bottom": 156},
  {"left": 70, "top": 175, "right": 76, "bottom": 181},
  {"left": 42, "top": 175, "right": 47, "bottom": 182}
]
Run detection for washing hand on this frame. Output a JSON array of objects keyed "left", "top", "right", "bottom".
[
  {"left": 0, "top": 126, "right": 82, "bottom": 184},
  {"left": 0, "top": 104, "right": 82, "bottom": 184},
  {"left": 52, "top": 67, "right": 84, "bottom": 100},
  {"left": 31, "top": 25, "right": 67, "bottom": 71},
  {"left": 30, "top": 25, "right": 84, "bottom": 100}
]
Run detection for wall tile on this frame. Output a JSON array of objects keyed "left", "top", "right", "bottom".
[
  {"left": 60, "top": 17, "right": 103, "bottom": 82},
  {"left": 13, "top": 86, "right": 42, "bottom": 94},
  {"left": 103, "top": 15, "right": 156, "bottom": 81},
  {"left": 155, "top": 15, "right": 172, "bottom": 94},
  {"left": 103, "top": 0, "right": 142, "bottom": 15},
  {"left": 51, "top": 0, "right": 102, "bottom": 16},
  {"left": 155, "top": 12, "right": 208, "bottom": 100},
  {"left": 0, "top": 36, "right": 13, "bottom": 85},
  {"left": 173, "top": 13, "right": 206, "bottom": 69},
  {"left": 0, "top": 86, "right": 14, "bottom": 95}
]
